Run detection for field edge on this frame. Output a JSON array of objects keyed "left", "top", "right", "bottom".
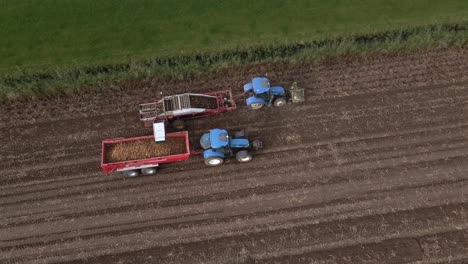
[{"left": 1, "top": 21, "right": 468, "bottom": 103}]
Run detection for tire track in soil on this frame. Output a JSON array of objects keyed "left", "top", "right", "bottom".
[
  {"left": 1, "top": 124, "right": 466, "bottom": 222},
  {"left": 1, "top": 155, "right": 467, "bottom": 262},
  {"left": 2, "top": 128, "right": 467, "bottom": 213},
  {"left": 2, "top": 165, "right": 467, "bottom": 252},
  {"left": 40, "top": 202, "right": 468, "bottom": 264},
  {"left": 0, "top": 48, "right": 468, "bottom": 263},
  {"left": 2, "top": 82, "right": 465, "bottom": 200}
]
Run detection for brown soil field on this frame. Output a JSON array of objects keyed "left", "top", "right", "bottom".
[{"left": 0, "top": 48, "right": 467, "bottom": 264}]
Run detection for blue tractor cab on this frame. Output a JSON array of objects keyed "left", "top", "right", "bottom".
[
  {"left": 244, "top": 77, "right": 287, "bottom": 110},
  {"left": 199, "top": 128, "right": 261, "bottom": 166}
]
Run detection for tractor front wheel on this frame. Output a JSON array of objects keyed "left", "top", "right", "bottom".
[
  {"left": 249, "top": 103, "right": 264, "bottom": 110},
  {"left": 273, "top": 98, "right": 287, "bottom": 107},
  {"left": 205, "top": 157, "right": 224, "bottom": 166},
  {"left": 236, "top": 151, "right": 252, "bottom": 163}
]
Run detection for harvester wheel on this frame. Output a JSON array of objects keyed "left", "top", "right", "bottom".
[
  {"left": 205, "top": 157, "right": 224, "bottom": 166},
  {"left": 172, "top": 119, "right": 185, "bottom": 130},
  {"left": 273, "top": 98, "right": 287, "bottom": 107},
  {"left": 123, "top": 170, "right": 140, "bottom": 177},
  {"left": 141, "top": 167, "right": 157, "bottom": 175},
  {"left": 249, "top": 103, "right": 264, "bottom": 110},
  {"left": 236, "top": 151, "right": 252, "bottom": 163}
]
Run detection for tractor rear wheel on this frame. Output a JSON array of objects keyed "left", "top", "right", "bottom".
[
  {"left": 273, "top": 98, "right": 287, "bottom": 107},
  {"left": 205, "top": 157, "right": 224, "bottom": 166},
  {"left": 141, "top": 167, "right": 157, "bottom": 175},
  {"left": 236, "top": 151, "right": 252, "bottom": 163},
  {"left": 249, "top": 103, "right": 264, "bottom": 110},
  {"left": 123, "top": 170, "right": 140, "bottom": 177}
]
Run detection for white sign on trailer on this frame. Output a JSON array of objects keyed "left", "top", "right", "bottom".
[{"left": 153, "top": 121, "right": 166, "bottom": 142}]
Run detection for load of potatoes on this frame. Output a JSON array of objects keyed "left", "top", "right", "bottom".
[{"left": 105, "top": 137, "right": 186, "bottom": 163}]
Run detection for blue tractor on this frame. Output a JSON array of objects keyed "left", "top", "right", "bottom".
[
  {"left": 244, "top": 77, "right": 287, "bottom": 110},
  {"left": 200, "top": 128, "right": 262, "bottom": 166}
]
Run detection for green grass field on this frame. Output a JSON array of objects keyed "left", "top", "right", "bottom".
[{"left": 1, "top": 0, "right": 468, "bottom": 74}]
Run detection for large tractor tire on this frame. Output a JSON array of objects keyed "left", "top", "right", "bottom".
[
  {"left": 249, "top": 102, "right": 264, "bottom": 110},
  {"left": 273, "top": 97, "right": 287, "bottom": 107},
  {"left": 141, "top": 167, "right": 157, "bottom": 175},
  {"left": 236, "top": 150, "right": 252, "bottom": 163},
  {"left": 205, "top": 157, "right": 224, "bottom": 166},
  {"left": 123, "top": 170, "right": 140, "bottom": 177}
]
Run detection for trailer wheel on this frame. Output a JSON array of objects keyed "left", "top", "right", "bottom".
[
  {"left": 236, "top": 150, "right": 252, "bottom": 163},
  {"left": 249, "top": 103, "right": 264, "bottom": 110},
  {"left": 273, "top": 98, "right": 287, "bottom": 107},
  {"left": 124, "top": 170, "right": 140, "bottom": 177},
  {"left": 141, "top": 167, "right": 157, "bottom": 175},
  {"left": 205, "top": 157, "right": 224, "bottom": 166},
  {"left": 172, "top": 119, "right": 185, "bottom": 130}
]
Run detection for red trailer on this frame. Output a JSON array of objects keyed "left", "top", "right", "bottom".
[
  {"left": 139, "top": 90, "right": 237, "bottom": 128},
  {"left": 101, "top": 131, "right": 192, "bottom": 177}
]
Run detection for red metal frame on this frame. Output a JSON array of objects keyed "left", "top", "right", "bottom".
[
  {"left": 232, "top": 91, "right": 247, "bottom": 102},
  {"left": 142, "top": 90, "right": 238, "bottom": 127},
  {"left": 101, "top": 131, "right": 191, "bottom": 174}
]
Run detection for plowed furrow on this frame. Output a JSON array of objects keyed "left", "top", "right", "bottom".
[{"left": 4, "top": 199, "right": 467, "bottom": 264}]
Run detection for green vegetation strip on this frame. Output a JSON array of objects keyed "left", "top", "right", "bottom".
[{"left": 1, "top": 22, "right": 468, "bottom": 102}]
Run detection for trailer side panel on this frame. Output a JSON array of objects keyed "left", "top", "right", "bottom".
[{"left": 101, "top": 131, "right": 190, "bottom": 174}]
